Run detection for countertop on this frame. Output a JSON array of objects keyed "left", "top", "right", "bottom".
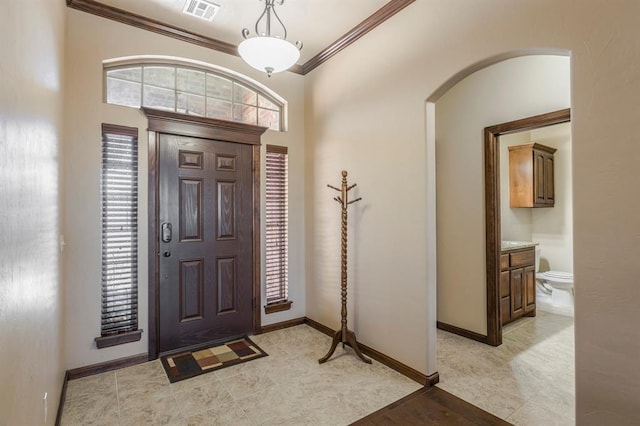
[{"left": 501, "top": 240, "right": 539, "bottom": 252}]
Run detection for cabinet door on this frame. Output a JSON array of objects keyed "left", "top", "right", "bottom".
[
  {"left": 510, "top": 268, "right": 524, "bottom": 319},
  {"left": 500, "top": 270, "right": 510, "bottom": 298},
  {"left": 524, "top": 265, "right": 536, "bottom": 314},
  {"left": 501, "top": 297, "right": 511, "bottom": 325}
]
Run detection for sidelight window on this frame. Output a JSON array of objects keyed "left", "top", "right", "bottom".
[
  {"left": 264, "top": 145, "right": 291, "bottom": 313},
  {"left": 95, "top": 124, "right": 142, "bottom": 348},
  {"left": 104, "top": 62, "right": 283, "bottom": 131}
]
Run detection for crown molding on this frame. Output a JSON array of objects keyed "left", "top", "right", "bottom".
[{"left": 66, "top": 0, "right": 414, "bottom": 75}]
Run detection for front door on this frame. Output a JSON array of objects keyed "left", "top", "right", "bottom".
[{"left": 158, "top": 133, "right": 253, "bottom": 353}]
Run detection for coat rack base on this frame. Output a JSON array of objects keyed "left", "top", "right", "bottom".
[{"left": 318, "top": 328, "right": 372, "bottom": 364}]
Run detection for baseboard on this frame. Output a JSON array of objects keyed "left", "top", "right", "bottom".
[
  {"left": 436, "top": 321, "right": 488, "bottom": 344},
  {"left": 66, "top": 353, "right": 149, "bottom": 380},
  {"left": 426, "top": 371, "right": 440, "bottom": 386},
  {"left": 303, "top": 317, "right": 334, "bottom": 337},
  {"left": 304, "top": 317, "right": 434, "bottom": 387},
  {"left": 55, "top": 372, "right": 69, "bottom": 426},
  {"left": 258, "top": 317, "right": 305, "bottom": 334}
]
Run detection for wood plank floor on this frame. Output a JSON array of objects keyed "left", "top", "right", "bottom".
[{"left": 352, "top": 386, "right": 512, "bottom": 425}]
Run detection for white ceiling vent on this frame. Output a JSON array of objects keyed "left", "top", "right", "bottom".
[{"left": 182, "top": 0, "right": 220, "bottom": 22}]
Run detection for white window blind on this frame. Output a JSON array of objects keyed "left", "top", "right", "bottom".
[
  {"left": 265, "top": 145, "right": 288, "bottom": 305},
  {"left": 100, "top": 124, "right": 139, "bottom": 338}
]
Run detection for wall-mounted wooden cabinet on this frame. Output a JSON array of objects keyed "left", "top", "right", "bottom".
[
  {"left": 500, "top": 246, "right": 536, "bottom": 325},
  {"left": 509, "top": 143, "right": 557, "bottom": 207}
]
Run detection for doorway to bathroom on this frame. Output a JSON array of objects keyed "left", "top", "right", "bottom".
[
  {"left": 432, "top": 54, "right": 575, "bottom": 423},
  {"left": 484, "top": 109, "right": 572, "bottom": 345}
]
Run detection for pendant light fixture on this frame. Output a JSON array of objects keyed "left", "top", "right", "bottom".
[{"left": 238, "top": 0, "right": 303, "bottom": 77}]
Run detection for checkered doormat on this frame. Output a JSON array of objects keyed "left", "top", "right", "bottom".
[{"left": 160, "top": 336, "right": 268, "bottom": 383}]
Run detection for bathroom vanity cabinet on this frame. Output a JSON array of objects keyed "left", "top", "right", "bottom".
[
  {"left": 509, "top": 143, "right": 556, "bottom": 208},
  {"left": 500, "top": 246, "right": 536, "bottom": 325}
]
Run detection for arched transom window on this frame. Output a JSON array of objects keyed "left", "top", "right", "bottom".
[{"left": 104, "top": 59, "right": 284, "bottom": 131}]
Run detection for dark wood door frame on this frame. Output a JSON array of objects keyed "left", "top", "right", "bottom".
[
  {"left": 484, "top": 108, "right": 570, "bottom": 346},
  {"left": 142, "top": 108, "right": 267, "bottom": 359}
]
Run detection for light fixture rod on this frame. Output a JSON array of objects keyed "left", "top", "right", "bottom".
[{"left": 254, "top": 0, "right": 288, "bottom": 39}]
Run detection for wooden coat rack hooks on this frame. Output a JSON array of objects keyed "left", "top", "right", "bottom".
[{"left": 319, "top": 170, "right": 371, "bottom": 364}]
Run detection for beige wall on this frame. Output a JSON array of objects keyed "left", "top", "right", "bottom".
[
  {"left": 304, "top": 1, "right": 640, "bottom": 423},
  {"left": 0, "top": 1, "right": 66, "bottom": 425},
  {"left": 63, "top": 9, "right": 306, "bottom": 369}
]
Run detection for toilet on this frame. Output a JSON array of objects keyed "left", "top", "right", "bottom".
[{"left": 534, "top": 246, "right": 574, "bottom": 315}]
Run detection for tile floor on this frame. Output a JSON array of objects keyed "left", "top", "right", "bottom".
[
  {"left": 436, "top": 311, "right": 575, "bottom": 425},
  {"left": 61, "top": 325, "right": 422, "bottom": 425}
]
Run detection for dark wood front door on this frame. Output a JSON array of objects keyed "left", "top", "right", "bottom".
[{"left": 158, "top": 133, "right": 253, "bottom": 353}]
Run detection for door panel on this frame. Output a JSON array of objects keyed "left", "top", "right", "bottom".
[
  {"left": 158, "top": 134, "right": 253, "bottom": 353},
  {"left": 524, "top": 265, "right": 536, "bottom": 314},
  {"left": 534, "top": 152, "right": 545, "bottom": 205},
  {"left": 179, "top": 179, "right": 203, "bottom": 241},
  {"left": 217, "top": 181, "right": 236, "bottom": 239},
  {"left": 544, "top": 154, "right": 554, "bottom": 204},
  {"left": 179, "top": 259, "right": 204, "bottom": 321},
  {"left": 217, "top": 257, "right": 237, "bottom": 313},
  {"left": 501, "top": 296, "right": 511, "bottom": 325},
  {"left": 510, "top": 268, "right": 524, "bottom": 318}
]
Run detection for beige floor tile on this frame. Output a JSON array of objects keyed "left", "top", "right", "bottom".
[
  {"left": 220, "top": 371, "right": 277, "bottom": 400},
  {"left": 60, "top": 392, "right": 120, "bottom": 426},
  {"left": 173, "top": 380, "right": 234, "bottom": 418},
  {"left": 235, "top": 385, "right": 309, "bottom": 424},
  {"left": 118, "top": 390, "right": 182, "bottom": 426},
  {"left": 118, "top": 386, "right": 175, "bottom": 413},
  {"left": 507, "top": 399, "right": 574, "bottom": 426},
  {"left": 65, "top": 371, "right": 117, "bottom": 401},
  {"left": 169, "top": 370, "right": 220, "bottom": 393},
  {"left": 117, "top": 362, "right": 171, "bottom": 410},
  {"left": 62, "top": 325, "right": 421, "bottom": 425},
  {"left": 437, "top": 311, "right": 575, "bottom": 422},
  {"left": 183, "top": 399, "right": 251, "bottom": 426}
]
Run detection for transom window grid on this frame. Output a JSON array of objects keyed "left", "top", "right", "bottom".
[
  {"left": 101, "top": 125, "right": 139, "bottom": 337},
  {"left": 105, "top": 64, "right": 282, "bottom": 131},
  {"left": 265, "top": 145, "right": 289, "bottom": 305}
]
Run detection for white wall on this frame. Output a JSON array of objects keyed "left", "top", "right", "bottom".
[
  {"left": 63, "top": 9, "right": 306, "bottom": 369},
  {"left": 501, "top": 123, "right": 574, "bottom": 273},
  {"left": 531, "top": 124, "right": 573, "bottom": 273},
  {"left": 436, "top": 55, "right": 571, "bottom": 335},
  {"left": 304, "top": 1, "right": 640, "bottom": 423},
  {"left": 0, "top": 1, "right": 66, "bottom": 425}
]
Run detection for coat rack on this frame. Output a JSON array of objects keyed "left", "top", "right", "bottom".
[{"left": 319, "top": 170, "right": 371, "bottom": 364}]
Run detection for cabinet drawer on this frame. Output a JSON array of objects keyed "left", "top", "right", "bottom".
[
  {"left": 510, "top": 249, "right": 534, "bottom": 268},
  {"left": 500, "top": 254, "right": 509, "bottom": 270}
]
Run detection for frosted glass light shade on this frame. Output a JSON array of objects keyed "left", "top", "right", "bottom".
[{"left": 238, "top": 37, "right": 300, "bottom": 75}]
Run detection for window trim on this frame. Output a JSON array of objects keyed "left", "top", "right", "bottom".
[
  {"left": 264, "top": 144, "right": 291, "bottom": 313},
  {"left": 102, "top": 56, "right": 287, "bottom": 131},
  {"left": 95, "top": 123, "right": 142, "bottom": 349}
]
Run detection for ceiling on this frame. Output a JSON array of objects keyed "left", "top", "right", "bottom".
[{"left": 68, "top": 0, "right": 413, "bottom": 73}]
